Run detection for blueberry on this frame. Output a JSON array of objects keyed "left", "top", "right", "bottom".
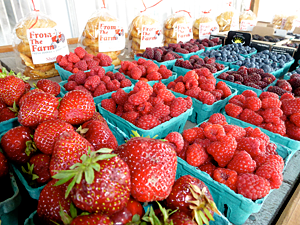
[
  {"left": 263, "top": 50, "right": 269, "bottom": 54},
  {"left": 216, "top": 57, "right": 222, "bottom": 60},
  {"left": 271, "top": 62, "right": 277, "bottom": 68},
  {"left": 262, "top": 65, "right": 272, "bottom": 73},
  {"left": 250, "top": 63, "right": 256, "bottom": 68},
  {"left": 215, "top": 52, "right": 221, "bottom": 57}
]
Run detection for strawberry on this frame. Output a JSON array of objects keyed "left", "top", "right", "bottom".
[
  {"left": 18, "top": 88, "right": 44, "bottom": 107},
  {"left": 213, "top": 168, "right": 237, "bottom": 192},
  {"left": 49, "top": 131, "right": 95, "bottom": 176},
  {"left": 80, "top": 120, "right": 118, "bottom": 150},
  {"left": 36, "top": 79, "right": 61, "bottom": 96},
  {"left": 71, "top": 214, "right": 113, "bottom": 225},
  {"left": 0, "top": 75, "right": 26, "bottom": 106},
  {"left": 0, "top": 98, "right": 6, "bottom": 110},
  {"left": 0, "top": 126, "right": 35, "bottom": 164},
  {"left": 170, "top": 211, "right": 197, "bottom": 225},
  {"left": 237, "top": 173, "right": 271, "bottom": 200},
  {"left": 186, "top": 143, "right": 208, "bottom": 167},
  {"left": 58, "top": 90, "right": 95, "bottom": 125},
  {"left": 0, "top": 107, "right": 17, "bottom": 122},
  {"left": 165, "top": 175, "right": 220, "bottom": 223},
  {"left": 37, "top": 179, "right": 72, "bottom": 225},
  {"left": 34, "top": 119, "right": 74, "bottom": 155},
  {"left": 53, "top": 149, "right": 131, "bottom": 215},
  {"left": 227, "top": 151, "right": 257, "bottom": 174},
  {"left": 18, "top": 91, "right": 59, "bottom": 127},
  {"left": 0, "top": 152, "right": 8, "bottom": 178},
  {"left": 165, "top": 132, "right": 184, "bottom": 153},
  {"left": 114, "top": 135, "right": 177, "bottom": 202}
]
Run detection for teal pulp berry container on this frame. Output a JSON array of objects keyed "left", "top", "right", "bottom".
[
  {"left": 55, "top": 63, "right": 115, "bottom": 81},
  {"left": 240, "top": 49, "right": 257, "bottom": 58},
  {"left": 0, "top": 118, "right": 19, "bottom": 134},
  {"left": 176, "top": 137, "right": 294, "bottom": 225},
  {"left": 170, "top": 84, "right": 237, "bottom": 124},
  {"left": 171, "top": 65, "right": 229, "bottom": 77},
  {"left": 0, "top": 171, "right": 21, "bottom": 225},
  {"left": 133, "top": 55, "right": 177, "bottom": 70},
  {"left": 115, "top": 69, "right": 178, "bottom": 86},
  {"left": 96, "top": 86, "right": 193, "bottom": 139},
  {"left": 283, "top": 66, "right": 299, "bottom": 80},
  {"left": 215, "top": 77, "right": 278, "bottom": 96},
  {"left": 204, "top": 44, "right": 222, "bottom": 52},
  {"left": 222, "top": 109, "right": 300, "bottom": 151},
  {"left": 176, "top": 49, "right": 205, "bottom": 60},
  {"left": 281, "top": 59, "right": 295, "bottom": 76}
]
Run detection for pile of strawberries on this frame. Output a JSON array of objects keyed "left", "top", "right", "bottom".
[
  {"left": 119, "top": 58, "right": 173, "bottom": 81},
  {"left": 225, "top": 90, "right": 300, "bottom": 141},
  {"left": 63, "top": 69, "right": 132, "bottom": 97},
  {"left": 167, "top": 68, "right": 232, "bottom": 105},
  {"left": 218, "top": 66, "right": 277, "bottom": 90},
  {"left": 267, "top": 75, "right": 300, "bottom": 97},
  {"left": 175, "top": 56, "right": 226, "bottom": 72},
  {"left": 57, "top": 47, "right": 112, "bottom": 73},
  {"left": 166, "top": 113, "right": 284, "bottom": 200},
  {"left": 101, "top": 81, "right": 192, "bottom": 130}
]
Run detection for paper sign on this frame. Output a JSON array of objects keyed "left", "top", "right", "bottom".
[
  {"left": 140, "top": 25, "right": 163, "bottom": 49},
  {"left": 177, "top": 23, "right": 193, "bottom": 42},
  {"left": 198, "top": 22, "right": 219, "bottom": 40},
  {"left": 27, "top": 27, "right": 69, "bottom": 64},
  {"left": 240, "top": 20, "right": 256, "bottom": 31},
  {"left": 98, "top": 22, "right": 125, "bottom": 52},
  {"left": 231, "top": 14, "right": 239, "bottom": 30}
]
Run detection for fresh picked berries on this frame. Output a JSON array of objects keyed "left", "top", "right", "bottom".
[
  {"left": 63, "top": 70, "right": 132, "bottom": 97},
  {"left": 162, "top": 39, "right": 206, "bottom": 55},
  {"left": 175, "top": 113, "right": 284, "bottom": 200},
  {"left": 217, "top": 66, "right": 276, "bottom": 90},
  {"left": 57, "top": 47, "right": 112, "bottom": 73},
  {"left": 100, "top": 81, "right": 192, "bottom": 130},
  {"left": 194, "top": 37, "right": 222, "bottom": 48},
  {"left": 268, "top": 74, "right": 300, "bottom": 97},
  {"left": 175, "top": 56, "right": 226, "bottom": 72},
  {"left": 168, "top": 68, "right": 232, "bottom": 105},
  {"left": 136, "top": 47, "right": 183, "bottom": 62},
  {"left": 119, "top": 59, "right": 173, "bottom": 82}
]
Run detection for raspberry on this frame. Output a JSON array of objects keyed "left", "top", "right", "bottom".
[
  {"left": 240, "top": 109, "right": 264, "bottom": 126},
  {"left": 277, "top": 80, "right": 292, "bottom": 92},
  {"left": 114, "top": 72, "right": 125, "bottom": 82},
  {"left": 67, "top": 74, "right": 75, "bottom": 82},
  {"left": 182, "top": 129, "right": 198, "bottom": 143},
  {"left": 185, "top": 78, "right": 199, "bottom": 90},
  {"left": 137, "top": 58, "right": 147, "bottom": 65},
  {"left": 181, "top": 60, "right": 193, "bottom": 69},
  {"left": 265, "top": 120, "right": 286, "bottom": 136},
  {"left": 93, "top": 83, "right": 108, "bottom": 97},
  {"left": 204, "top": 124, "right": 226, "bottom": 141},
  {"left": 128, "top": 90, "right": 150, "bottom": 106},
  {"left": 158, "top": 68, "right": 172, "bottom": 79},
  {"left": 282, "top": 98, "right": 300, "bottom": 116},
  {"left": 256, "top": 164, "right": 283, "bottom": 189},
  {"left": 250, "top": 128, "right": 270, "bottom": 146},
  {"left": 130, "top": 67, "right": 142, "bottom": 80},
  {"left": 286, "top": 120, "right": 300, "bottom": 140},
  {"left": 261, "top": 107, "right": 283, "bottom": 118},
  {"left": 133, "top": 81, "right": 153, "bottom": 96},
  {"left": 74, "top": 47, "right": 86, "bottom": 59},
  {"left": 84, "top": 75, "right": 101, "bottom": 92},
  {"left": 136, "top": 114, "right": 161, "bottom": 130},
  {"left": 211, "top": 90, "right": 222, "bottom": 101},
  {"left": 87, "top": 60, "right": 99, "bottom": 70},
  {"left": 175, "top": 47, "right": 189, "bottom": 54},
  {"left": 146, "top": 71, "right": 162, "bottom": 81},
  {"left": 122, "top": 111, "right": 139, "bottom": 125},
  {"left": 259, "top": 92, "right": 279, "bottom": 100},
  {"left": 213, "top": 168, "right": 238, "bottom": 192},
  {"left": 68, "top": 52, "right": 80, "bottom": 63},
  {"left": 164, "top": 52, "right": 177, "bottom": 61},
  {"left": 160, "top": 115, "right": 172, "bottom": 123},
  {"left": 74, "top": 71, "right": 86, "bottom": 85},
  {"left": 74, "top": 60, "right": 88, "bottom": 71},
  {"left": 265, "top": 155, "right": 284, "bottom": 172},
  {"left": 216, "top": 81, "right": 232, "bottom": 98},
  {"left": 154, "top": 50, "right": 162, "bottom": 61},
  {"left": 136, "top": 102, "right": 153, "bottom": 116},
  {"left": 218, "top": 73, "right": 228, "bottom": 80},
  {"left": 105, "top": 71, "right": 115, "bottom": 80},
  {"left": 96, "top": 67, "right": 106, "bottom": 78},
  {"left": 242, "top": 90, "right": 257, "bottom": 98},
  {"left": 265, "top": 143, "right": 277, "bottom": 156},
  {"left": 148, "top": 97, "right": 163, "bottom": 106},
  {"left": 186, "top": 143, "right": 208, "bottom": 167},
  {"left": 82, "top": 54, "right": 93, "bottom": 62},
  {"left": 153, "top": 82, "right": 166, "bottom": 94},
  {"left": 198, "top": 161, "right": 216, "bottom": 177},
  {"left": 59, "top": 55, "right": 68, "bottom": 67},
  {"left": 120, "top": 79, "right": 132, "bottom": 88},
  {"left": 170, "top": 97, "right": 187, "bottom": 117},
  {"left": 173, "top": 82, "right": 185, "bottom": 94},
  {"left": 223, "top": 125, "right": 246, "bottom": 139},
  {"left": 290, "top": 113, "right": 300, "bottom": 127},
  {"left": 198, "top": 91, "right": 215, "bottom": 105},
  {"left": 157, "top": 89, "right": 175, "bottom": 102},
  {"left": 146, "top": 64, "right": 159, "bottom": 74},
  {"left": 237, "top": 137, "right": 265, "bottom": 157},
  {"left": 207, "top": 113, "right": 227, "bottom": 125},
  {"left": 245, "top": 97, "right": 262, "bottom": 111},
  {"left": 207, "top": 136, "right": 237, "bottom": 167},
  {"left": 228, "top": 150, "right": 257, "bottom": 174},
  {"left": 280, "top": 93, "right": 294, "bottom": 101},
  {"left": 185, "top": 96, "right": 193, "bottom": 109},
  {"left": 225, "top": 103, "right": 243, "bottom": 118},
  {"left": 63, "top": 81, "right": 77, "bottom": 91},
  {"left": 165, "top": 132, "right": 184, "bottom": 153},
  {"left": 107, "top": 80, "right": 120, "bottom": 91},
  {"left": 150, "top": 102, "right": 170, "bottom": 119},
  {"left": 98, "top": 53, "right": 112, "bottom": 66},
  {"left": 65, "top": 62, "right": 73, "bottom": 72},
  {"left": 237, "top": 174, "right": 271, "bottom": 200},
  {"left": 261, "top": 98, "right": 281, "bottom": 109},
  {"left": 101, "top": 98, "right": 116, "bottom": 114},
  {"left": 267, "top": 86, "right": 287, "bottom": 96},
  {"left": 204, "top": 64, "right": 217, "bottom": 73},
  {"left": 111, "top": 89, "right": 128, "bottom": 106},
  {"left": 230, "top": 94, "right": 246, "bottom": 104}
]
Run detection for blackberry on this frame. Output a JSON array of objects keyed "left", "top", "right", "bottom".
[
  {"left": 245, "top": 82, "right": 262, "bottom": 90},
  {"left": 170, "top": 52, "right": 182, "bottom": 59},
  {"left": 175, "top": 47, "right": 189, "bottom": 54},
  {"left": 175, "top": 59, "right": 183, "bottom": 67},
  {"left": 218, "top": 73, "right": 228, "bottom": 80},
  {"left": 193, "top": 64, "right": 203, "bottom": 69},
  {"left": 254, "top": 81, "right": 268, "bottom": 89},
  {"left": 145, "top": 48, "right": 154, "bottom": 59},
  {"left": 181, "top": 60, "right": 193, "bottom": 69},
  {"left": 195, "top": 58, "right": 205, "bottom": 66},
  {"left": 204, "top": 64, "right": 217, "bottom": 73},
  {"left": 208, "top": 41, "right": 215, "bottom": 47},
  {"left": 289, "top": 76, "right": 300, "bottom": 89},
  {"left": 233, "top": 74, "right": 244, "bottom": 82},
  {"left": 226, "top": 75, "right": 235, "bottom": 82},
  {"left": 294, "top": 87, "right": 300, "bottom": 96},
  {"left": 154, "top": 50, "right": 162, "bottom": 62},
  {"left": 267, "top": 86, "right": 287, "bottom": 96}
]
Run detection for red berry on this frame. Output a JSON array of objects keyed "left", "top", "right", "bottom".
[
  {"left": 213, "top": 168, "right": 238, "bottom": 192},
  {"left": 136, "top": 114, "right": 161, "bottom": 130},
  {"left": 227, "top": 151, "right": 256, "bottom": 174},
  {"left": 101, "top": 98, "right": 116, "bottom": 113},
  {"left": 186, "top": 143, "right": 208, "bottom": 167},
  {"left": 165, "top": 132, "right": 184, "bottom": 153}
]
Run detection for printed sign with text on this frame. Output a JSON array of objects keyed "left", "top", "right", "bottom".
[
  {"left": 27, "top": 27, "right": 69, "bottom": 64},
  {"left": 140, "top": 25, "right": 163, "bottom": 49},
  {"left": 98, "top": 22, "right": 125, "bottom": 52},
  {"left": 240, "top": 20, "right": 256, "bottom": 31},
  {"left": 176, "top": 23, "right": 193, "bottom": 43},
  {"left": 198, "top": 22, "right": 219, "bottom": 40}
]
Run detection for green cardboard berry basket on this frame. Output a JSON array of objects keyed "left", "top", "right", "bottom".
[
  {"left": 0, "top": 170, "right": 21, "bottom": 225},
  {"left": 171, "top": 65, "right": 229, "bottom": 77},
  {"left": 230, "top": 64, "right": 284, "bottom": 78},
  {"left": 222, "top": 109, "right": 300, "bottom": 151},
  {"left": 281, "top": 59, "right": 295, "bottom": 77},
  {"left": 0, "top": 118, "right": 20, "bottom": 134},
  {"left": 96, "top": 86, "right": 193, "bottom": 139},
  {"left": 176, "top": 138, "right": 294, "bottom": 225},
  {"left": 176, "top": 49, "right": 205, "bottom": 60},
  {"left": 55, "top": 63, "right": 115, "bottom": 81},
  {"left": 170, "top": 84, "right": 237, "bottom": 124},
  {"left": 283, "top": 66, "right": 299, "bottom": 80},
  {"left": 133, "top": 55, "right": 177, "bottom": 70},
  {"left": 240, "top": 49, "right": 257, "bottom": 58},
  {"left": 215, "top": 77, "right": 278, "bottom": 96},
  {"left": 115, "top": 69, "right": 178, "bottom": 86},
  {"left": 204, "top": 44, "right": 222, "bottom": 52}
]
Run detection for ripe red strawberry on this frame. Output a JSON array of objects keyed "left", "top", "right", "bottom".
[
  {"left": 186, "top": 143, "right": 208, "bottom": 167},
  {"left": 34, "top": 119, "right": 74, "bottom": 155},
  {"left": 37, "top": 179, "right": 72, "bottom": 225},
  {"left": 136, "top": 114, "right": 161, "bottom": 130},
  {"left": 58, "top": 90, "right": 95, "bottom": 125},
  {"left": 0, "top": 75, "right": 26, "bottom": 106},
  {"left": 81, "top": 120, "right": 118, "bottom": 150},
  {"left": 53, "top": 149, "right": 130, "bottom": 215},
  {"left": 0, "top": 152, "right": 8, "bottom": 178},
  {"left": 0, "top": 126, "right": 35, "bottom": 164},
  {"left": 170, "top": 211, "right": 197, "bottom": 225},
  {"left": 36, "top": 79, "right": 61, "bottom": 96},
  {"left": 227, "top": 151, "right": 257, "bottom": 174},
  {"left": 49, "top": 131, "right": 95, "bottom": 176},
  {"left": 0, "top": 107, "right": 17, "bottom": 122},
  {"left": 18, "top": 88, "right": 44, "bottom": 107},
  {"left": 213, "top": 168, "right": 238, "bottom": 192},
  {"left": 0, "top": 98, "right": 6, "bottom": 110},
  {"left": 237, "top": 173, "right": 271, "bottom": 200},
  {"left": 71, "top": 214, "right": 113, "bottom": 225},
  {"left": 89, "top": 111, "right": 107, "bottom": 125},
  {"left": 165, "top": 132, "right": 184, "bottom": 153},
  {"left": 18, "top": 91, "right": 59, "bottom": 127},
  {"left": 207, "top": 136, "right": 237, "bottom": 167},
  {"left": 101, "top": 98, "right": 116, "bottom": 113},
  {"left": 115, "top": 136, "right": 177, "bottom": 202},
  {"left": 165, "top": 175, "right": 219, "bottom": 222}
]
